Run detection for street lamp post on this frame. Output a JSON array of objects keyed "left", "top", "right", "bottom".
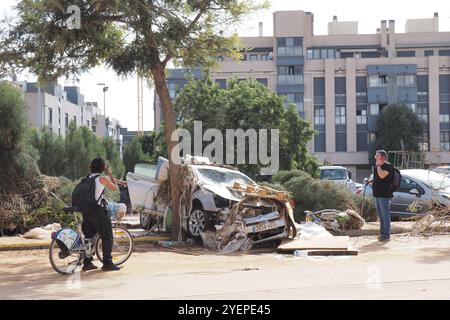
[{"left": 97, "top": 83, "right": 109, "bottom": 115}]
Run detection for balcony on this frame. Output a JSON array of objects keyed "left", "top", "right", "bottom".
[
  {"left": 276, "top": 55, "right": 304, "bottom": 66},
  {"left": 368, "top": 87, "right": 388, "bottom": 104},
  {"left": 398, "top": 87, "right": 418, "bottom": 103}
]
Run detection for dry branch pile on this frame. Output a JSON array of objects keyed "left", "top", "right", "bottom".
[{"left": 412, "top": 204, "right": 450, "bottom": 235}]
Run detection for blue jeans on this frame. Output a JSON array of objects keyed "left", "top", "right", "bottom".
[{"left": 375, "top": 197, "right": 391, "bottom": 239}]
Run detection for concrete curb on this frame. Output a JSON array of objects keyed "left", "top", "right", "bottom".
[
  {"left": 0, "top": 235, "right": 172, "bottom": 252},
  {"left": 335, "top": 226, "right": 413, "bottom": 237}
]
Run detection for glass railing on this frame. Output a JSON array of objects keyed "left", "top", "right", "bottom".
[
  {"left": 277, "top": 46, "right": 303, "bottom": 57},
  {"left": 278, "top": 75, "right": 304, "bottom": 85}
]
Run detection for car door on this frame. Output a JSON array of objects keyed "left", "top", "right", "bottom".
[
  {"left": 126, "top": 163, "right": 160, "bottom": 211},
  {"left": 391, "top": 176, "right": 427, "bottom": 216}
]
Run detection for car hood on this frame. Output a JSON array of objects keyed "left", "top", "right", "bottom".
[{"left": 201, "top": 183, "right": 245, "bottom": 202}]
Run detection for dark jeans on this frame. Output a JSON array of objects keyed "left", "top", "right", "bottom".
[
  {"left": 82, "top": 206, "right": 113, "bottom": 265},
  {"left": 375, "top": 197, "right": 391, "bottom": 239}
]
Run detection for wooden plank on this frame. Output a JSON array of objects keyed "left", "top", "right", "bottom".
[
  {"left": 277, "top": 236, "right": 350, "bottom": 252},
  {"left": 305, "top": 249, "right": 358, "bottom": 256}
]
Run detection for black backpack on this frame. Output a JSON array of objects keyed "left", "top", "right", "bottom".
[
  {"left": 71, "top": 174, "right": 101, "bottom": 214},
  {"left": 390, "top": 166, "right": 402, "bottom": 193}
]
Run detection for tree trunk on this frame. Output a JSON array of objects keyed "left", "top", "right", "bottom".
[{"left": 151, "top": 63, "right": 185, "bottom": 241}]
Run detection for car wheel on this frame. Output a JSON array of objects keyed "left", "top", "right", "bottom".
[{"left": 186, "top": 205, "right": 208, "bottom": 241}]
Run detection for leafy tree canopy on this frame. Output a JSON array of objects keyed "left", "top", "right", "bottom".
[
  {"left": 174, "top": 76, "right": 319, "bottom": 179},
  {"left": 370, "top": 103, "right": 423, "bottom": 161}
]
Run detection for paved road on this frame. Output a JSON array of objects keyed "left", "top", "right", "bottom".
[{"left": 1, "top": 235, "right": 450, "bottom": 299}]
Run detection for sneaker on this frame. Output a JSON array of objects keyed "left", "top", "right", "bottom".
[
  {"left": 378, "top": 236, "right": 390, "bottom": 242},
  {"left": 101, "top": 264, "right": 122, "bottom": 271},
  {"left": 82, "top": 263, "right": 98, "bottom": 271}
]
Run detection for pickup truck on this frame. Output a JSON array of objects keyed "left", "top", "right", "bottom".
[{"left": 126, "top": 162, "right": 294, "bottom": 244}]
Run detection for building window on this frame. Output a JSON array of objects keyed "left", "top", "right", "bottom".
[
  {"left": 416, "top": 104, "right": 428, "bottom": 123},
  {"left": 48, "top": 108, "right": 53, "bottom": 128},
  {"left": 87, "top": 120, "right": 90, "bottom": 127},
  {"left": 356, "top": 92, "right": 367, "bottom": 97},
  {"left": 440, "top": 114, "right": 450, "bottom": 123},
  {"left": 397, "top": 51, "right": 415, "bottom": 57},
  {"left": 283, "top": 93, "right": 304, "bottom": 113},
  {"left": 419, "top": 131, "right": 429, "bottom": 151},
  {"left": 306, "top": 48, "right": 336, "bottom": 60},
  {"left": 168, "top": 82, "right": 177, "bottom": 99},
  {"left": 438, "top": 50, "right": 450, "bottom": 57},
  {"left": 369, "top": 75, "right": 388, "bottom": 87},
  {"left": 356, "top": 108, "right": 367, "bottom": 124},
  {"left": 249, "top": 54, "right": 257, "bottom": 61},
  {"left": 65, "top": 113, "right": 69, "bottom": 129},
  {"left": 314, "top": 108, "right": 325, "bottom": 125},
  {"left": 406, "top": 103, "right": 417, "bottom": 113},
  {"left": 335, "top": 106, "right": 346, "bottom": 125},
  {"left": 277, "top": 37, "right": 303, "bottom": 56},
  {"left": 73, "top": 115, "right": 77, "bottom": 125},
  {"left": 425, "top": 50, "right": 434, "bottom": 57},
  {"left": 397, "top": 75, "right": 416, "bottom": 86},
  {"left": 256, "top": 78, "right": 268, "bottom": 86},
  {"left": 369, "top": 104, "right": 380, "bottom": 116},
  {"left": 215, "top": 79, "right": 227, "bottom": 89},
  {"left": 440, "top": 132, "right": 450, "bottom": 151},
  {"left": 261, "top": 54, "right": 268, "bottom": 61},
  {"left": 277, "top": 65, "right": 303, "bottom": 85}
]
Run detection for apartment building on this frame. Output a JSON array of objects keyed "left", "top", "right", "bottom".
[
  {"left": 154, "top": 10, "right": 450, "bottom": 181},
  {"left": 14, "top": 81, "right": 123, "bottom": 156},
  {"left": 83, "top": 101, "right": 124, "bottom": 157},
  {"left": 16, "top": 81, "right": 90, "bottom": 136}
]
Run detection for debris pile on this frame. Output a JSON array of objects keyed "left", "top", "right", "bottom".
[
  {"left": 150, "top": 156, "right": 297, "bottom": 253},
  {"left": 21, "top": 223, "right": 61, "bottom": 240},
  {"left": 305, "top": 209, "right": 365, "bottom": 233},
  {"left": 412, "top": 204, "right": 450, "bottom": 235},
  {"left": 200, "top": 183, "right": 297, "bottom": 254},
  {"left": 200, "top": 199, "right": 252, "bottom": 253}
]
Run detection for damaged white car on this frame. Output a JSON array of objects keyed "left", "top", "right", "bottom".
[{"left": 126, "top": 158, "right": 296, "bottom": 247}]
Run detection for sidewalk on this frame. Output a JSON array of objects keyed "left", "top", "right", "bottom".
[
  {"left": 0, "top": 230, "right": 172, "bottom": 251},
  {"left": 0, "top": 221, "right": 416, "bottom": 251},
  {"left": 335, "top": 221, "right": 414, "bottom": 237}
]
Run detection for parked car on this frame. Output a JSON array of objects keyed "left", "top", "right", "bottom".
[
  {"left": 432, "top": 166, "right": 450, "bottom": 177},
  {"left": 356, "top": 169, "right": 450, "bottom": 217},
  {"left": 126, "top": 162, "right": 293, "bottom": 244},
  {"left": 319, "top": 166, "right": 360, "bottom": 193}
]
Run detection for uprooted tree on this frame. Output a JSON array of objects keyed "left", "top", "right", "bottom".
[
  {"left": 0, "top": 81, "right": 47, "bottom": 232},
  {"left": 0, "top": 0, "right": 265, "bottom": 240}
]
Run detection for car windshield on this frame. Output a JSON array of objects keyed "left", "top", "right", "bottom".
[
  {"left": 407, "top": 170, "right": 450, "bottom": 191},
  {"left": 320, "top": 169, "right": 347, "bottom": 181},
  {"left": 134, "top": 163, "right": 156, "bottom": 178},
  {"left": 194, "top": 167, "right": 254, "bottom": 185}
]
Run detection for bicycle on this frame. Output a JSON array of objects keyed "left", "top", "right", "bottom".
[{"left": 49, "top": 206, "right": 134, "bottom": 275}]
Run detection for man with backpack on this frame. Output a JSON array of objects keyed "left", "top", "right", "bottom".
[
  {"left": 72, "top": 157, "right": 121, "bottom": 271},
  {"left": 365, "top": 150, "right": 397, "bottom": 242}
]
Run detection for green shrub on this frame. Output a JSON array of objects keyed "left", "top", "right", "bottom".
[
  {"left": 272, "top": 170, "right": 310, "bottom": 185},
  {"left": 258, "top": 181, "right": 288, "bottom": 193},
  {"left": 274, "top": 170, "right": 356, "bottom": 222}
]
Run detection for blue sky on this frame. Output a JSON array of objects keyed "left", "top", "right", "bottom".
[{"left": 1, "top": 0, "right": 449, "bottom": 130}]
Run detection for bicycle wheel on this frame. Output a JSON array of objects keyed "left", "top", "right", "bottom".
[
  {"left": 49, "top": 238, "right": 82, "bottom": 275},
  {"left": 95, "top": 226, "right": 134, "bottom": 266}
]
